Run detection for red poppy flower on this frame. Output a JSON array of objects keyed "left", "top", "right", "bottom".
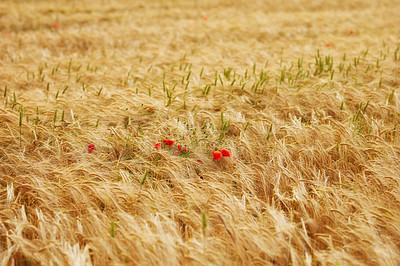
[
  {"left": 163, "top": 139, "right": 174, "bottom": 146},
  {"left": 99, "top": 17, "right": 105, "bottom": 21},
  {"left": 221, "top": 149, "right": 231, "bottom": 157},
  {"left": 53, "top": 22, "right": 59, "bottom": 28},
  {"left": 325, "top": 43, "right": 331, "bottom": 47},
  {"left": 178, "top": 144, "right": 182, "bottom": 151},
  {"left": 349, "top": 30, "right": 354, "bottom": 34},
  {"left": 212, "top": 151, "right": 222, "bottom": 161},
  {"left": 88, "top": 143, "right": 95, "bottom": 153},
  {"left": 203, "top": 16, "right": 208, "bottom": 21},
  {"left": 154, "top": 142, "right": 161, "bottom": 149}
]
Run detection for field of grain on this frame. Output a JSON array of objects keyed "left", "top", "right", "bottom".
[{"left": 1, "top": 0, "right": 400, "bottom": 265}]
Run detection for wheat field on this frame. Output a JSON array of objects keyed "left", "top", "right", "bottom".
[{"left": 1, "top": 0, "right": 400, "bottom": 265}]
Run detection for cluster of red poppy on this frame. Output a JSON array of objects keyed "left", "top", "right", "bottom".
[
  {"left": 212, "top": 149, "right": 231, "bottom": 160},
  {"left": 87, "top": 139, "right": 231, "bottom": 162},
  {"left": 154, "top": 139, "right": 189, "bottom": 155},
  {"left": 154, "top": 139, "right": 231, "bottom": 161}
]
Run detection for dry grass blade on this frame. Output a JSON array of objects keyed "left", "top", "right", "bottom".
[{"left": 1, "top": 0, "right": 400, "bottom": 264}]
